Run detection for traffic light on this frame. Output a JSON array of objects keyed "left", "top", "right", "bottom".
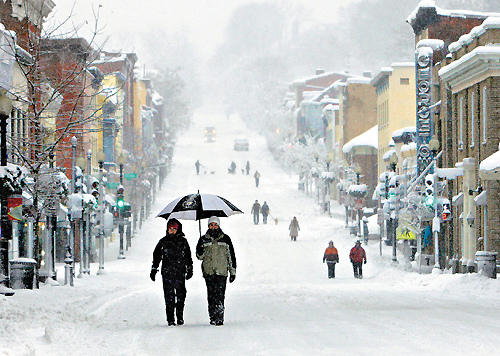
[
  {"left": 442, "top": 203, "right": 452, "bottom": 221},
  {"left": 116, "top": 186, "right": 125, "bottom": 210},
  {"left": 91, "top": 180, "right": 99, "bottom": 199},
  {"left": 424, "top": 174, "right": 436, "bottom": 207}
]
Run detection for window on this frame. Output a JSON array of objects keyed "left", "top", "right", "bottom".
[
  {"left": 482, "top": 86, "right": 487, "bottom": 144},
  {"left": 470, "top": 91, "right": 475, "bottom": 147},
  {"left": 400, "top": 78, "right": 410, "bottom": 85},
  {"left": 459, "top": 97, "right": 464, "bottom": 150}
]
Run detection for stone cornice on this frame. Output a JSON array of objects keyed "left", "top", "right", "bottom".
[{"left": 438, "top": 46, "right": 500, "bottom": 93}]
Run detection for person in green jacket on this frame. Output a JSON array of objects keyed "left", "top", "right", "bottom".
[{"left": 196, "top": 216, "right": 237, "bottom": 326}]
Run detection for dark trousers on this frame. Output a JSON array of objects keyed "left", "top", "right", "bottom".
[
  {"left": 327, "top": 262, "right": 336, "bottom": 278},
  {"left": 352, "top": 262, "right": 363, "bottom": 278},
  {"left": 255, "top": 178, "right": 259, "bottom": 187},
  {"left": 253, "top": 213, "right": 259, "bottom": 224},
  {"left": 162, "top": 275, "right": 187, "bottom": 323},
  {"left": 262, "top": 214, "right": 268, "bottom": 224},
  {"left": 204, "top": 274, "right": 227, "bottom": 323}
]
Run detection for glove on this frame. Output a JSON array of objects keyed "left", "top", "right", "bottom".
[
  {"left": 350, "top": 259, "right": 353, "bottom": 264},
  {"left": 364, "top": 260, "right": 367, "bottom": 264},
  {"left": 323, "top": 259, "right": 325, "bottom": 263},
  {"left": 150, "top": 269, "right": 157, "bottom": 281},
  {"left": 229, "top": 275, "right": 236, "bottom": 283},
  {"left": 186, "top": 269, "right": 193, "bottom": 280}
]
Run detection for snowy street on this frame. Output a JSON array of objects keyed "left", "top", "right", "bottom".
[{"left": 1, "top": 105, "right": 499, "bottom": 356}]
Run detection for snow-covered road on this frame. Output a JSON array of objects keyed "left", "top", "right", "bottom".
[{"left": 1, "top": 105, "right": 499, "bottom": 356}]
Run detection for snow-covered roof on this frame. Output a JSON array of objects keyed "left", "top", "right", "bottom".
[
  {"left": 401, "top": 142, "right": 417, "bottom": 153},
  {"left": 346, "top": 77, "right": 372, "bottom": 85},
  {"left": 448, "top": 17, "right": 500, "bottom": 53},
  {"left": 343, "top": 126, "right": 378, "bottom": 153},
  {"left": 407, "top": 0, "right": 499, "bottom": 24}
]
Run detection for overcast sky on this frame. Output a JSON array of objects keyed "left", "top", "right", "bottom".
[{"left": 50, "top": 0, "right": 354, "bottom": 60}]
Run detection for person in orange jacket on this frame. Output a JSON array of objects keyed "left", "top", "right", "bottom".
[
  {"left": 323, "top": 241, "right": 339, "bottom": 278},
  {"left": 349, "top": 240, "right": 367, "bottom": 279}
]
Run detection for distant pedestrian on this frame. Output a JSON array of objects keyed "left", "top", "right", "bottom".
[
  {"left": 254, "top": 170, "right": 261, "bottom": 187},
  {"left": 246, "top": 161, "right": 250, "bottom": 175},
  {"left": 151, "top": 218, "right": 193, "bottom": 326},
  {"left": 289, "top": 216, "right": 300, "bottom": 241},
  {"left": 349, "top": 240, "right": 367, "bottom": 279},
  {"left": 195, "top": 160, "right": 201, "bottom": 175},
  {"left": 323, "top": 241, "right": 339, "bottom": 279},
  {"left": 196, "top": 216, "right": 237, "bottom": 326},
  {"left": 261, "top": 201, "right": 270, "bottom": 224},
  {"left": 229, "top": 161, "right": 236, "bottom": 174},
  {"left": 251, "top": 200, "right": 261, "bottom": 225}
]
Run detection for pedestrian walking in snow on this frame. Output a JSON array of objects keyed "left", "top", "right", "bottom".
[
  {"left": 254, "top": 170, "right": 261, "bottom": 187},
  {"left": 246, "top": 161, "right": 250, "bottom": 175},
  {"left": 151, "top": 218, "right": 193, "bottom": 326},
  {"left": 323, "top": 241, "right": 339, "bottom": 278},
  {"left": 349, "top": 240, "right": 367, "bottom": 279},
  {"left": 251, "top": 200, "right": 261, "bottom": 225},
  {"left": 289, "top": 216, "right": 300, "bottom": 241},
  {"left": 196, "top": 216, "right": 237, "bottom": 326},
  {"left": 195, "top": 160, "right": 201, "bottom": 175},
  {"left": 261, "top": 201, "right": 270, "bottom": 224},
  {"left": 228, "top": 161, "right": 237, "bottom": 174}
]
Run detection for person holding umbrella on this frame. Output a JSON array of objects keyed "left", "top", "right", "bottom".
[
  {"left": 151, "top": 218, "right": 193, "bottom": 326},
  {"left": 196, "top": 216, "right": 237, "bottom": 326}
]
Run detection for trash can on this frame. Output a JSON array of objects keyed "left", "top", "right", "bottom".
[
  {"left": 475, "top": 251, "right": 497, "bottom": 279},
  {"left": 9, "top": 258, "right": 37, "bottom": 289}
]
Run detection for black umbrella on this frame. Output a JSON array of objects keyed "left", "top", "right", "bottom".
[{"left": 156, "top": 192, "right": 243, "bottom": 236}]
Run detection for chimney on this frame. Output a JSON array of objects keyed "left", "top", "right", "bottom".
[{"left": 316, "top": 69, "right": 325, "bottom": 75}]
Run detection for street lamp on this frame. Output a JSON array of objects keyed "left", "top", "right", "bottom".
[
  {"left": 117, "top": 154, "right": 126, "bottom": 259},
  {"left": 0, "top": 89, "right": 13, "bottom": 296},
  {"left": 389, "top": 152, "right": 398, "bottom": 172},
  {"left": 429, "top": 135, "right": 441, "bottom": 271},
  {"left": 97, "top": 152, "right": 105, "bottom": 275}
]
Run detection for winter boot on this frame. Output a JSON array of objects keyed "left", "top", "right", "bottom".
[{"left": 176, "top": 308, "right": 184, "bottom": 326}]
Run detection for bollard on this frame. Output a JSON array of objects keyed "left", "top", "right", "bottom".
[{"left": 64, "top": 251, "right": 74, "bottom": 286}]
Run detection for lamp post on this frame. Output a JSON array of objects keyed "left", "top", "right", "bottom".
[
  {"left": 85, "top": 150, "right": 91, "bottom": 274},
  {"left": 389, "top": 153, "right": 399, "bottom": 263},
  {"left": 117, "top": 154, "right": 126, "bottom": 259},
  {"left": 76, "top": 156, "right": 87, "bottom": 279},
  {"left": 353, "top": 164, "right": 362, "bottom": 236},
  {"left": 429, "top": 135, "right": 440, "bottom": 271},
  {"left": 97, "top": 152, "right": 105, "bottom": 275},
  {"left": 0, "top": 89, "right": 13, "bottom": 296}
]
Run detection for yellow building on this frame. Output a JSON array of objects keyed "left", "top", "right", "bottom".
[{"left": 371, "top": 63, "right": 416, "bottom": 177}]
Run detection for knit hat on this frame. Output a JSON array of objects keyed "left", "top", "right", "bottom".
[{"left": 208, "top": 216, "right": 220, "bottom": 226}]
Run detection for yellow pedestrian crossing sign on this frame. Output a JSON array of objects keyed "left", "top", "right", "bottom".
[{"left": 396, "top": 224, "right": 416, "bottom": 240}]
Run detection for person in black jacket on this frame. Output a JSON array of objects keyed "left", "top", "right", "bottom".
[
  {"left": 196, "top": 216, "right": 236, "bottom": 326},
  {"left": 151, "top": 218, "right": 193, "bottom": 326}
]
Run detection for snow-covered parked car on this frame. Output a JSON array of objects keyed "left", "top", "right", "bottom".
[{"left": 233, "top": 138, "right": 249, "bottom": 151}]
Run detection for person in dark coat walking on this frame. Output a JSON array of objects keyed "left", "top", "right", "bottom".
[
  {"left": 151, "top": 218, "right": 193, "bottom": 326},
  {"left": 195, "top": 160, "right": 201, "bottom": 175},
  {"left": 196, "top": 216, "right": 237, "bottom": 326},
  {"left": 251, "top": 200, "right": 261, "bottom": 225},
  {"left": 246, "top": 161, "right": 250, "bottom": 175},
  {"left": 349, "top": 240, "right": 367, "bottom": 278},
  {"left": 261, "top": 201, "right": 270, "bottom": 224},
  {"left": 323, "top": 241, "right": 339, "bottom": 278}
]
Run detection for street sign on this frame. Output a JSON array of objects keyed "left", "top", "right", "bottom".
[
  {"left": 124, "top": 173, "right": 137, "bottom": 180},
  {"left": 396, "top": 224, "right": 417, "bottom": 240},
  {"left": 107, "top": 182, "right": 120, "bottom": 189}
]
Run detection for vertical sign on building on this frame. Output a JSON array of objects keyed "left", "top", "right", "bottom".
[{"left": 415, "top": 46, "right": 434, "bottom": 176}]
